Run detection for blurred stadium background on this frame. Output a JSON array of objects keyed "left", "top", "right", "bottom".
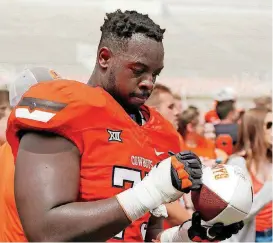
[{"left": 0, "top": 0, "right": 271, "bottom": 112}]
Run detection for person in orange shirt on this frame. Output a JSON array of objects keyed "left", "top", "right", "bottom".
[{"left": 0, "top": 67, "right": 62, "bottom": 242}]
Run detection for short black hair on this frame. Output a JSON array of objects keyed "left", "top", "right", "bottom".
[
  {"left": 216, "top": 100, "right": 235, "bottom": 120},
  {"left": 99, "top": 9, "right": 165, "bottom": 49}
]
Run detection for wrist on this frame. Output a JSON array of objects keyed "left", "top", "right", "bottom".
[
  {"left": 116, "top": 174, "right": 167, "bottom": 221},
  {"left": 116, "top": 185, "right": 150, "bottom": 222},
  {"left": 116, "top": 157, "right": 183, "bottom": 221}
]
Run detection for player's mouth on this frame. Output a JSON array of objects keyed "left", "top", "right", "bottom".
[{"left": 131, "top": 94, "right": 149, "bottom": 104}]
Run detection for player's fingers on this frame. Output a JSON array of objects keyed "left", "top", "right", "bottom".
[
  {"left": 177, "top": 151, "right": 200, "bottom": 161},
  {"left": 208, "top": 223, "right": 224, "bottom": 237},
  {"left": 227, "top": 221, "right": 244, "bottom": 233},
  {"left": 179, "top": 152, "right": 201, "bottom": 161},
  {"left": 178, "top": 150, "right": 193, "bottom": 156},
  {"left": 171, "top": 157, "right": 201, "bottom": 191},
  {"left": 187, "top": 168, "right": 202, "bottom": 179},
  {"left": 190, "top": 179, "right": 202, "bottom": 190},
  {"left": 225, "top": 232, "right": 233, "bottom": 240},
  {"left": 231, "top": 228, "right": 239, "bottom": 235},
  {"left": 185, "top": 159, "right": 202, "bottom": 169},
  {"left": 235, "top": 221, "right": 244, "bottom": 231},
  {"left": 172, "top": 158, "right": 200, "bottom": 180}
]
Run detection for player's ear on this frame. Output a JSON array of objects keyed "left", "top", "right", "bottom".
[{"left": 98, "top": 47, "right": 112, "bottom": 69}]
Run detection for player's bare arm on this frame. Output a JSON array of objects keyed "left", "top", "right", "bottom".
[{"left": 15, "top": 132, "right": 131, "bottom": 242}]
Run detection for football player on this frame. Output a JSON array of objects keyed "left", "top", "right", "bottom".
[{"left": 7, "top": 10, "right": 243, "bottom": 242}]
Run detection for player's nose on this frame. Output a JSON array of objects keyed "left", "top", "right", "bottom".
[{"left": 138, "top": 78, "right": 154, "bottom": 92}]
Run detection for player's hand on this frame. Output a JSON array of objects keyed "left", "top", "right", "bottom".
[
  {"left": 117, "top": 151, "right": 202, "bottom": 221},
  {"left": 169, "top": 151, "right": 203, "bottom": 193},
  {"left": 187, "top": 212, "right": 244, "bottom": 242}
]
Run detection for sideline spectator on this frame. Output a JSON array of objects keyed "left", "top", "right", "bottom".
[
  {"left": 254, "top": 95, "right": 272, "bottom": 112},
  {"left": 227, "top": 108, "right": 272, "bottom": 242},
  {"left": 205, "top": 87, "right": 237, "bottom": 124},
  {"left": 214, "top": 99, "right": 238, "bottom": 146}
]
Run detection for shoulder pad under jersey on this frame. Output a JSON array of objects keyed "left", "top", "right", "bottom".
[{"left": 7, "top": 80, "right": 106, "bottom": 154}]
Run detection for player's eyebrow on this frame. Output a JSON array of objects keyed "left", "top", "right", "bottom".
[
  {"left": 129, "top": 62, "right": 164, "bottom": 72},
  {"left": 129, "top": 62, "right": 148, "bottom": 68}
]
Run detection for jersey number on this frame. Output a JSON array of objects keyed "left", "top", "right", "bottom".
[{"left": 112, "top": 166, "right": 148, "bottom": 240}]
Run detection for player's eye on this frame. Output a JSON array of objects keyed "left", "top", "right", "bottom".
[{"left": 131, "top": 68, "right": 145, "bottom": 76}]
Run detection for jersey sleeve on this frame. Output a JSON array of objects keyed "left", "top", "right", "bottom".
[{"left": 6, "top": 80, "right": 106, "bottom": 157}]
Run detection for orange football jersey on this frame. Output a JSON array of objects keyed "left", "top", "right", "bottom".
[{"left": 7, "top": 80, "right": 183, "bottom": 242}]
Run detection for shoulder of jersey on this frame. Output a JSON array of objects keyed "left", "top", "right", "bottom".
[
  {"left": 20, "top": 79, "right": 107, "bottom": 108},
  {"left": 11, "top": 80, "right": 109, "bottom": 129}
]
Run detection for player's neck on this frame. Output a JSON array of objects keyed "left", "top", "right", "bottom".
[{"left": 88, "top": 71, "right": 147, "bottom": 125}]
